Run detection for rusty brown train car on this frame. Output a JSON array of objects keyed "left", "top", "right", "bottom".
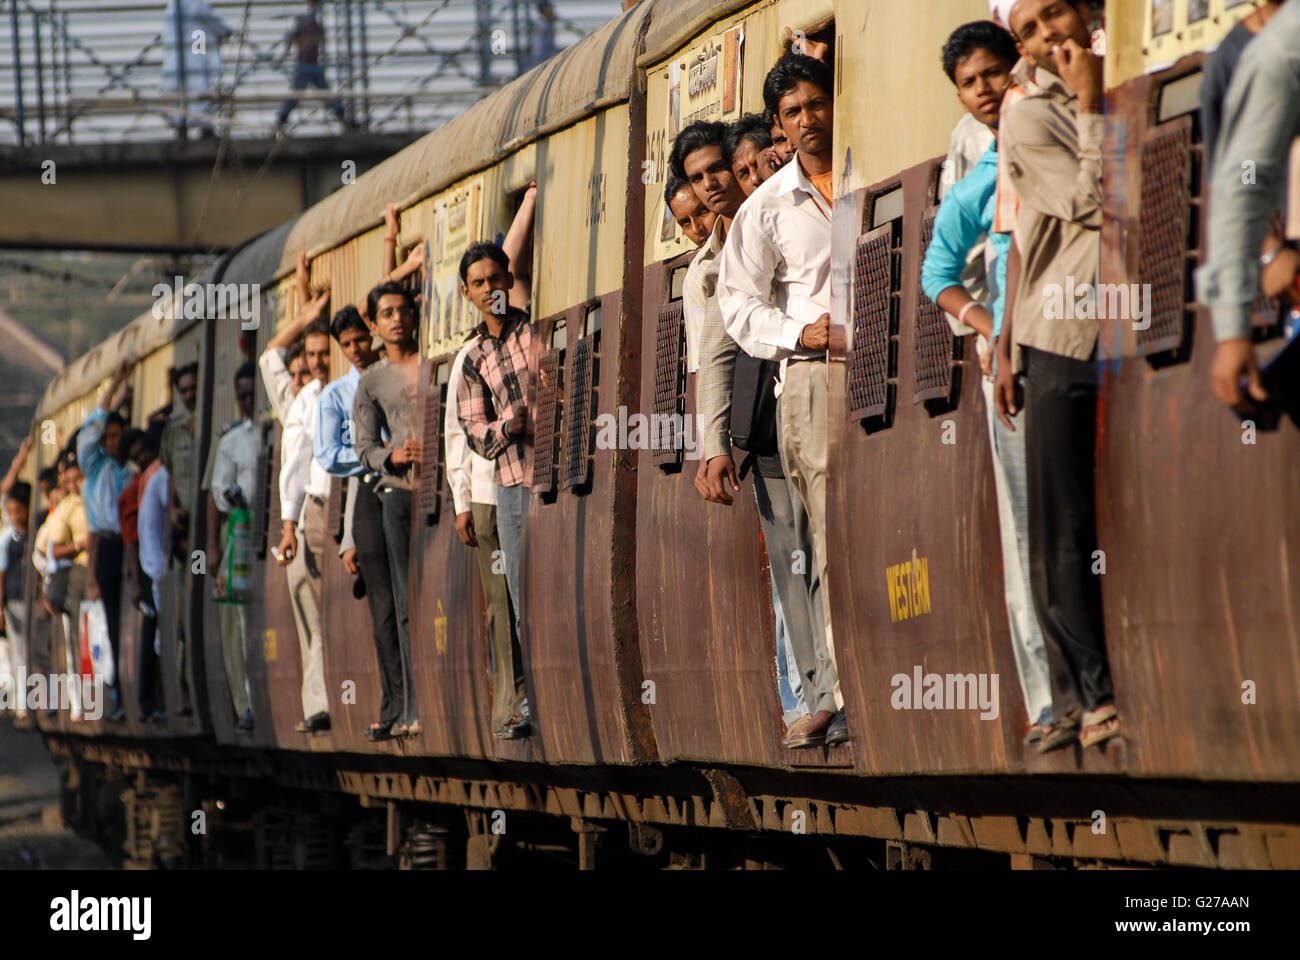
[{"left": 14, "top": 0, "right": 1300, "bottom": 870}]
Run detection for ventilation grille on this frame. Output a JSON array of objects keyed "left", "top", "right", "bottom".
[
  {"left": 652, "top": 301, "right": 686, "bottom": 469},
  {"left": 532, "top": 347, "right": 562, "bottom": 498},
  {"left": 417, "top": 380, "right": 443, "bottom": 525},
  {"left": 914, "top": 211, "right": 961, "bottom": 405},
  {"left": 562, "top": 335, "right": 597, "bottom": 491},
  {"left": 250, "top": 425, "right": 272, "bottom": 560},
  {"left": 1138, "top": 116, "right": 1193, "bottom": 356},
  {"left": 847, "top": 224, "right": 897, "bottom": 421}
]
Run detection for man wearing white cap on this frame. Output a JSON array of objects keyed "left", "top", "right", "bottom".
[{"left": 989, "top": 0, "right": 1120, "bottom": 754}]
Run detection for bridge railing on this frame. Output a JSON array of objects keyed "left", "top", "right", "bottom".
[{"left": 0, "top": 0, "right": 620, "bottom": 145}]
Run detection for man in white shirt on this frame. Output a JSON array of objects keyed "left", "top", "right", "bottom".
[
  {"left": 718, "top": 53, "right": 844, "bottom": 748},
  {"left": 446, "top": 336, "right": 527, "bottom": 738},
  {"left": 266, "top": 320, "right": 332, "bottom": 734},
  {"left": 203, "top": 362, "right": 262, "bottom": 731}
]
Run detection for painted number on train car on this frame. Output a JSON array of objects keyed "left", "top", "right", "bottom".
[
  {"left": 886, "top": 549, "right": 932, "bottom": 623},
  {"left": 263, "top": 628, "right": 278, "bottom": 662}
]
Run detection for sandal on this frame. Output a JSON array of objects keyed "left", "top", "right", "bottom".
[
  {"left": 1037, "top": 710, "right": 1080, "bottom": 754},
  {"left": 365, "top": 721, "right": 393, "bottom": 742},
  {"left": 405, "top": 719, "right": 422, "bottom": 736},
  {"left": 1080, "top": 704, "right": 1120, "bottom": 748},
  {"left": 1023, "top": 723, "right": 1047, "bottom": 746},
  {"left": 390, "top": 722, "right": 410, "bottom": 738}
]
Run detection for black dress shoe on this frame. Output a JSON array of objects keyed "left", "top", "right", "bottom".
[
  {"left": 296, "top": 711, "right": 330, "bottom": 733},
  {"left": 825, "top": 710, "right": 850, "bottom": 746}
]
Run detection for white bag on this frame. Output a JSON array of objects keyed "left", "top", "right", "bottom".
[{"left": 79, "top": 599, "right": 115, "bottom": 688}]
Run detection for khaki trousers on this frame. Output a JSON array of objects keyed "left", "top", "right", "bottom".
[
  {"left": 286, "top": 499, "right": 329, "bottom": 719},
  {"left": 217, "top": 601, "right": 252, "bottom": 717},
  {"left": 777, "top": 360, "right": 842, "bottom": 710},
  {"left": 471, "top": 502, "right": 525, "bottom": 731}
]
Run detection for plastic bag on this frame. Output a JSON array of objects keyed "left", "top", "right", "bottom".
[
  {"left": 78, "top": 599, "right": 115, "bottom": 687},
  {"left": 215, "top": 506, "right": 252, "bottom": 605}
]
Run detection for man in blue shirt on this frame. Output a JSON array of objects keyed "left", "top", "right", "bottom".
[
  {"left": 77, "top": 361, "right": 134, "bottom": 722},
  {"left": 921, "top": 19, "right": 1054, "bottom": 746}
]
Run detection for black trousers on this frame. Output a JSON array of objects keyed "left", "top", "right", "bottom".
[
  {"left": 137, "top": 573, "right": 164, "bottom": 717},
  {"left": 353, "top": 477, "right": 402, "bottom": 727},
  {"left": 380, "top": 488, "right": 417, "bottom": 726},
  {"left": 1023, "top": 347, "right": 1114, "bottom": 715},
  {"left": 94, "top": 534, "right": 125, "bottom": 709}
]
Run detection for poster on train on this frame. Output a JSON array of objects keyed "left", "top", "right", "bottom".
[
  {"left": 1141, "top": 0, "right": 1254, "bottom": 74},
  {"left": 648, "top": 22, "right": 745, "bottom": 263}
]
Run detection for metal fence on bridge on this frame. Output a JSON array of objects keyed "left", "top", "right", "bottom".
[{"left": 0, "top": 0, "right": 623, "bottom": 145}]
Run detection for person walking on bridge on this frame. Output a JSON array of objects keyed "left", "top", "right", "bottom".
[{"left": 275, "top": 0, "right": 350, "bottom": 134}]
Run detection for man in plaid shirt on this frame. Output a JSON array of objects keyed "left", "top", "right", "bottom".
[{"left": 457, "top": 241, "right": 534, "bottom": 739}]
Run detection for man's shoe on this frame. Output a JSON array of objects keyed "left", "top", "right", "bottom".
[
  {"left": 106, "top": 708, "right": 126, "bottom": 724},
  {"left": 496, "top": 713, "right": 532, "bottom": 740},
  {"left": 296, "top": 711, "right": 330, "bottom": 734},
  {"left": 236, "top": 710, "right": 254, "bottom": 732},
  {"left": 784, "top": 709, "right": 834, "bottom": 748},
  {"left": 150, "top": 711, "right": 167, "bottom": 726},
  {"left": 825, "top": 710, "right": 850, "bottom": 746}
]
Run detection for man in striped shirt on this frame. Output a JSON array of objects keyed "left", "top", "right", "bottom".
[{"left": 457, "top": 241, "right": 534, "bottom": 740}]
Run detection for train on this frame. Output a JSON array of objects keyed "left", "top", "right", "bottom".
[{"left": 11, "top": 0, "right": 1300, "bottom": 870}]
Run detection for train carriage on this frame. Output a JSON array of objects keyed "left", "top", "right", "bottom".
[{"left": 15, "top": 0, "right": 1300, "bottom": 870}]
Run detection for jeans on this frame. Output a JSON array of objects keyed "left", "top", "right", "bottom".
[
  {"left": 277, "top": 63, "right": 346, "bottom": 124},
  {"left": 982, "top": 372, "right": 1054, "bottom": 728},
  {"left": 753, "top": 473, "right": 816, "bottom": 723},
  {"left": 1023, "top": 347, "right": 1114, "bottom": 715},
  {"left": 495, "top": 483, "right": 531, "bottom": 718},
  {"left": 471, "top": 501, "right": 526, "bottom": 730},
  {"left": 380, "top": 487, "right": 418, "bottom": 727}
]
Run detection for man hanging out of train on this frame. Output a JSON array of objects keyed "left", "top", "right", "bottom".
[
  {"left": 204, "top": 362, "right": 261, "bottom": 732},
  {"left": 132, "top": 422, "right": 172, "bottom": 724},
  {"left": 447, "top": 188, "right": 538, "bottom": 742},
  {"left": 991, "top": 0, "right": 1120, "bottom": 751},
  {"left": 160, "top": 361, "right": 200, "bottom": 717},
  {"left": 724, "top": 114, "right": 781, "bottom": 198},
  {"left": 353, "top": 283, "right": 424, "bottom": 741},
  {"left": 717, "top": 54, "right": 848, "bottom": 749},
  {"left": 1198, "top": 0, "right": 1300, "bottom": 410},
  {"left": 259, "top": 282, "right": 334, "bottom": 735},
  {"left": 77, "top": 361, "right": 136, "bottom": 723},
  {"left": 456, "top": 242, "right": 538, "bottom": 741},
  {"left": 921, "top": 19, "right": 1054, "bottom": 746},
  {"left": 669, "top": 118, "right": 827, "bottom": 747},
  {"left": 665, "top": 173, "right": 716, "bottom": 248}
]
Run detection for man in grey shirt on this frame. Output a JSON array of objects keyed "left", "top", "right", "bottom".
[
  {"left": 1197, "top": 0, "right": 1300, "bottom": 409},
  {"left": 352, "top": 281, "right": 424, "bottom": 740}
]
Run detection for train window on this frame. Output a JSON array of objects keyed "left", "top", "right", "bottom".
[
  {"left": 532, "top": 312, "right": 567, "bottom": 501},
  {"left": 1157, "top": 71, "right": 1203, "bottom": 124},
  {"left": 915, "top": 201, "right": 963, "bottom": 414},
  {"left": 652, "top": 300, "right": 686, "bottom": 472},
  {"left": 668, "top": 263, "right": 690, "bottom": 302},
  {"left": 562, "top": 324, "right": 598, "bottom": 494},
  {"left": 583, "top": 302, "right": 602, "bottom": 337},
  {"left": 871, "top": 185, "right": 904, "bottom": 229},
  {"left": 848, "top": 186, "right": 903, "bottom": 431},
  {"left": 417, "top": 360, "right": 447, "bottom": 526},
  {"left": 1138, "top": 113, "right": 1199, "bottom": 363}
]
